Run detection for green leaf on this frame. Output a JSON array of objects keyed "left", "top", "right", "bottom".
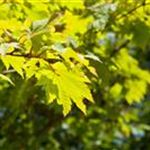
[
  {"left": 0, "top": 42, "right": 19, "bottom": 55},
  {"left": 24, "top": 58, "right": 39, "bottom": 79},
  {"left": 1, "top": 55, "right": 25, "bottom": 78},
  {"left": 0, "top": 74, "right": 14, "bottom": 85},
  {"left": 1, "top": 55, "right": 10, "bottom": 70},
  {"left": 35, "top": 69, "right": 58, "bottom": 103},
  {"left": 54, "top": 63, "right": 94, "bottom": 115},
  {"left": 46, "top": 80, "right": 58, "bottom": 103},
  {"left": 125, "top": 80, "right": 147, "bottom": 104},
  {"left": 35, "top": 62, "right": 93, "bottom": 116},
  {"left": 32, "top": 18, "right": 49, "bottom": 31},
  {"left": 57, "top": 79, "right": 72, "bottom": 116}
]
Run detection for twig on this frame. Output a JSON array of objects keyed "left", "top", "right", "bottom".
[
  {"left": 2, "top": 69, "right": 16, "bottom": 74},
  {"left": 5, "top": 52, "right": 61, "bottom": 73},
  {"left": 104, "top": 2, "right": 150, "bottom": 31},
  {"left": 116, "top": 2, "right": 150, "bottom": 20},
  {"left": 110, "top": 39, "right": 130, "bottom": 57}
]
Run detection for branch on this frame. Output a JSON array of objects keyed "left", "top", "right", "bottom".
[
  {"left": 5, "top": 52, "right": 62, "bottom": 73},
  {"left": 2, "top": 69, "right": 16, "bottom": 74},
  {"left": 116, "top": 2, "right": 150, "bottom": 20},
  {"left": 110, "top": 39, "right": 130, "bottom": 57},
  {"left": 104, "top": 2, "right": 150, "bottom": 31},
  {"left": 6, "top": 52, "right": 61, "bottom": 64}
]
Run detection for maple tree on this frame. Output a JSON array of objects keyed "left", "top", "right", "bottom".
[{"left": 0, "top": 0, "right": 150, "bottom": 149}]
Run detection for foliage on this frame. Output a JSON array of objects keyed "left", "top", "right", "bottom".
[{"left": 0, "top": 0, "right": 150, "bottom": 149}]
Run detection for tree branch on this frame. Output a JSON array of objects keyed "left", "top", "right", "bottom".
[
  {"left": 2, "top": 69, "right": 16, "bottom": 74},
  {"left": 4, "top": 52, "right": 62, "bottom": 73},
  {"left": 116, "top": 2, "right": 150, "bottom": 20},
  {"left": 104, "top": 1, "right": 150, "bottom": 31},
  {"left": 110, "top": 39, "right": 130, "bottom": 57},
  {"left": 6, "top": 52, "right": 61, "bottom": 64}
]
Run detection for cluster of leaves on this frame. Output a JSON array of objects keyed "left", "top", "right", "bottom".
[
  {"left": 0, "top": 0, "right": 150, "bottom": 149},
  {"left": 0, "top": 0, "right": 96, "bottom": 116}
]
